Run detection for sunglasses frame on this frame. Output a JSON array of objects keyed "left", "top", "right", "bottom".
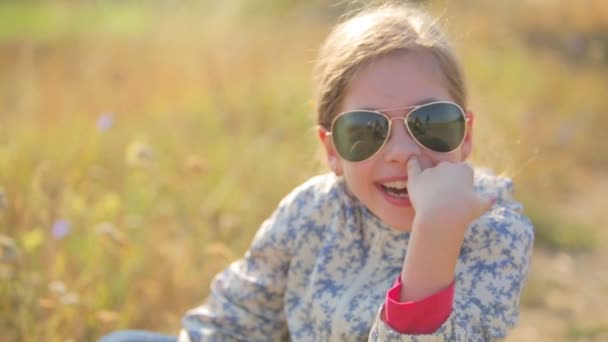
[{"left": 326, "top": 101, "right": 470, "bottom": 162}]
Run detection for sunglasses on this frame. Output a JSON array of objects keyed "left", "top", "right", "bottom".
[{"left": 327, "top": 101, "right": 469, "bottom": 162}]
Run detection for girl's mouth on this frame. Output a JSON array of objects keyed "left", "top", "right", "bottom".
[
  {"left": 380, "top": 180, "right": 408, "bottom": 198},
  {"left": 376, "top": 180, "right": 411, "bottom": 208}
]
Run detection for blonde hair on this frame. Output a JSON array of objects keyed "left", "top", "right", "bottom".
[{"left": 314, "top": 3, "right": 467, "bottom": 129}]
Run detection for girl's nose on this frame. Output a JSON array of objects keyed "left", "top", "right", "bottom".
[{"left": 382, "top": 118, "right": 421, "bottom": 163}]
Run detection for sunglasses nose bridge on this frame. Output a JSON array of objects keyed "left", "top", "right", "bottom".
[
  {"left": 385, "top": 116, "right": 417, "bottom": 146},
  {"left": 387, "top": 116, "right": 409, "bottom": 135},
  {"left": 381, "top": 116, "right": 421, "bottom": 163}
]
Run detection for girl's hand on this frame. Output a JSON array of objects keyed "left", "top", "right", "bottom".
[
  {"left": 407, "top": 156, "right": 493, "bottom": 232},
  {"left": 399, "top": 156, "right": 494, "bottom": 302}
]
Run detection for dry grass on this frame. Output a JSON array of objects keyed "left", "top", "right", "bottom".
[{"left": 1, "top": 1, "right": 607, "bottom": 341}]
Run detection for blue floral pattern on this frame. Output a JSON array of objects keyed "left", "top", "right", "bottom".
[{"left": 180, "top": 169, "right": 534, "bottom": 341}]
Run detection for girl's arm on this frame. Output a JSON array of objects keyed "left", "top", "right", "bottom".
[
  {"left": 369, "top": 197, "right": 534, "bottom": 341},
  {"left": 398, "top": 158, "right": 495, "bottom": 303}
]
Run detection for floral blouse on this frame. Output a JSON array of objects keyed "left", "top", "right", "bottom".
[{"left": 179, "top": 169, "right": 534, "bottom": 341}]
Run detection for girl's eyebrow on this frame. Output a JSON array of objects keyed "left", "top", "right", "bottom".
[{"left": 359, "top": 98, "right": 440, "bottom": 111}]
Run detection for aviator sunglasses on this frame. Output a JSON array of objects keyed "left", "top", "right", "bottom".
[{"left": 327, "top": 101, "right": 469, "bottom": 162}]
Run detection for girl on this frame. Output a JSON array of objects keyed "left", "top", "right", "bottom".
[{"left": 103, "top": 3, "right": 533, "bottom": 342}]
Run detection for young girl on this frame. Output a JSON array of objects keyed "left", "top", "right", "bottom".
[{"left": 103, "top": 3, "right": 533, "bottom": 342}]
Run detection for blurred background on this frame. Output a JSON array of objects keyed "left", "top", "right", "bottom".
[{"left": 0, "top": 0, "right": 607, "bottom": 341}]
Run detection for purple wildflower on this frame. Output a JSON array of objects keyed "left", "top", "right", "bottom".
[
  {"left": 51, "top": 220, "right": 71, "bottom": 239},
  {"left": 96, "top": 112, "right": 115, "bottom": 132}
]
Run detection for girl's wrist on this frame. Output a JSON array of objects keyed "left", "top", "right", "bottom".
[
  {"left": 399, "top": 264, "right": 455, "bottom": 303},
  {"left": 413, "top": 201, "right": 474, "bottom": 232},
  {"left": 400, "top": 218, "right": 463, "bottom": 301}
]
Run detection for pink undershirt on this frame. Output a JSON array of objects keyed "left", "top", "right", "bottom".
[{"left": 382, "top": 276, "right": 455, "bottom": 334}]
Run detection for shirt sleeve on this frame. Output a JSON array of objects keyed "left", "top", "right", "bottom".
[
  {"left": 368, "top": 201, "right": 534, "bottom": 341},
  {"left": 383, "top": 277, "right": 455, "bottom": 334},
  {"left": 179, "top": 199, "right": 298, "bottom": 342}
]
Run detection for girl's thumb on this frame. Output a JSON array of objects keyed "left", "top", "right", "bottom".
[{"left": 407, "top": 156, "right": 422, "bottom": 179}]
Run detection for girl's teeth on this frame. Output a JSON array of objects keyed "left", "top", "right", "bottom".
[
  {"left": 381, "top": 184, "right": 408, "bottom": 197},
  {"left": 382, "top": 180, "right": 408, "bottom": 190}
]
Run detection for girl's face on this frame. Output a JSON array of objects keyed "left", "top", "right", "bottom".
[{"left": 318, "top": 51, "right": 474, "bottom": 231}]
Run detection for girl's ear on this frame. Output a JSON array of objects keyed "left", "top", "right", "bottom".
[
  {"left": 460, "top": 109, "right": 474, "bottom": 160},
  {"left": 317, "top": 126, "right": 343, "bottom": 175}
]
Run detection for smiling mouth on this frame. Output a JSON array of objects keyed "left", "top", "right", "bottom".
[{"left": 379, "top": 180, "right": 408, "bottom": 198}]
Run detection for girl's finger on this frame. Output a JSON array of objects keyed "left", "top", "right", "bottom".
[{"left": 407, "top": 156, "right": 422, "bottom": 179}]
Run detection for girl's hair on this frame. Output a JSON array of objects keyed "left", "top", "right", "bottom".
[{"left": 314, "top": 3, "right": 466, "bottom": 129}]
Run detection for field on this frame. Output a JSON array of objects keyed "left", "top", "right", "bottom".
[{"left": 1, "top": 1, "right": 607, "bottom": 341}]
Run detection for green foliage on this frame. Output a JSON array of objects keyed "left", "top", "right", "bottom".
[{"left": 0, "top": 2, "right": 152, "bottom": 41}]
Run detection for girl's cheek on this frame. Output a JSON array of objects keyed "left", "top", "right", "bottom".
[
  {"left": 418, "top": 155, "right": 438, "bottom": 169},
  {"left": 426, "top": 151, "right": 461, "bottom": 166}
]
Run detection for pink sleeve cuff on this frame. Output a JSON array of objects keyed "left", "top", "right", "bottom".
[{"left": 383, "top": 277, "right": 455, "bottom": 334}]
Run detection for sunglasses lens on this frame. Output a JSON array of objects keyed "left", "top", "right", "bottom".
[
  {"left": 332, "top": 111, "right": 389, "bottom": 162},
  {"left": 407, "top": 102, "right": 466, "bottom": 152}
]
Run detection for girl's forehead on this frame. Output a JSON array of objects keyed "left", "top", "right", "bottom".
[{"left": 341, "top": 51, "right": 452, "bottom": 112}]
